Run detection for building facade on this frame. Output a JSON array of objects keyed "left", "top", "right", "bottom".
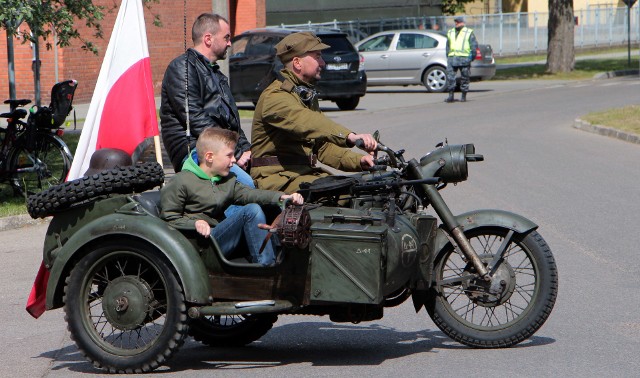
[{"left": 0, "top": 0, "right": 266, "bottom": 104}]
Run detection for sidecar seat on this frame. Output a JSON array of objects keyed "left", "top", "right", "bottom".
[
  {"left": 134, "top": 190, "right": 161, "bottom": 217},
  {"left": 134, "top": 191, "right": 277, "bottom": 268}
]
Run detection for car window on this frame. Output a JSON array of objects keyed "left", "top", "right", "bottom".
[
  {"left": 244, "top": 35, "right": 279, "bottom": 57},
  {"left": 397, "top": 33, "right": 439, "bottom": 50},
  {"left": 321, "top": 35, "right": 356, "bottom": 53},
  {"left": 358, "top": 34, "right": 393, "bottom": 52},
  {"left": 230, "top": 36, "right": 250, "bottom": 57}
]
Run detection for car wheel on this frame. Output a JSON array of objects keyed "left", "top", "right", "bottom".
[
  {"left": 423, "top": 66, "right": 448, "bottom": 93},
  {"left": 335, "top": 96, "right": 360, "bottom": 111}
]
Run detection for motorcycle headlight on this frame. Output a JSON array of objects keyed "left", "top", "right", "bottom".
[{"left": 419, "top": 144, "right": 479, "bottom": 183}]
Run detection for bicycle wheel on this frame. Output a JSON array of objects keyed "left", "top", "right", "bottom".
[{"left": 9, "top": 131, "right": 72, "bottom": 196}]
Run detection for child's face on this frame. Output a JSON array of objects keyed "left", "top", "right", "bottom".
[{"left": 205, "top": 143, "right": 236, "bottom": 177}]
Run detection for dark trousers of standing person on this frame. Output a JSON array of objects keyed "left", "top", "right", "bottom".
[{"left": 445, "top": 58, "right": 471, "bottom": 103}]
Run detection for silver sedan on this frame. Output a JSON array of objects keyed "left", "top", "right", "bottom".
[{"left": 355, "top": 29, "right": 496, "bottom": 93}]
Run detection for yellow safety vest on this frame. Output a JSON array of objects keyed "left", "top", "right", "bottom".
[{"left": 447, "top": 27, "right": 474, "bottom": 57}]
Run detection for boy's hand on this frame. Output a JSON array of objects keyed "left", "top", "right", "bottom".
[
  {"left": 195, "top": 220, "right": 211, "bottom": 237},
  {"left": 280, "top": 193, "right": 304, "bottom": 205}
]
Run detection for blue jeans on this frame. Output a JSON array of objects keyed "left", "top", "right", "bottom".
[{"left": 211, "top": 203, "right": 276, "bottom": 266}]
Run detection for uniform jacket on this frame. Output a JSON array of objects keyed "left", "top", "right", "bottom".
[
  {"left": 250, "top": 69, "right": 363, "bottom": 192},
  {"left": 446, "top": 27, "right": 478, "bottom": 66},
  {"left": 160, "top": 154, "right": 283, "bottom": 229},
  {"left": 160, "top": 48, "right": 250, "bottom": 171}
]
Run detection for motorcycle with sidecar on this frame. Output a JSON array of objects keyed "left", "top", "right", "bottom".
[{"left": 26, "top": 136, "right": 558, "bottom": 373}]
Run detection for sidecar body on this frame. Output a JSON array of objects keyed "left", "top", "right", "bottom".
[{"left": 42, "top": 190, "right": 438, "bottom": 322}]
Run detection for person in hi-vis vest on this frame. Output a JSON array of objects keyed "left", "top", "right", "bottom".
[{"left": 445, "top": 17, "right": 478, "bottom": 103}]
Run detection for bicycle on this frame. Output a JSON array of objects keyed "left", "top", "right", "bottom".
[{"left": 0, "top": 80, "right": 76, "bottom": 196}]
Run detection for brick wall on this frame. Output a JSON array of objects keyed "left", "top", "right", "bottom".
[{"left": 0, "top": 0, "right": 265, "bottom": 104}]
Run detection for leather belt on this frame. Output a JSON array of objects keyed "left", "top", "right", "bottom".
[{"left": 251, "top": 154, "right": 317, "bottom": 168}]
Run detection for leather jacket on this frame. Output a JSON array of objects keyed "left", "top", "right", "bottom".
[{"left": 160, "top": 48, "right": 250, "bottom": 171}]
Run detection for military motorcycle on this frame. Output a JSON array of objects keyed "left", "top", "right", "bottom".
[{"left": 26, "top": 136, "right": 558, "bottom": 373}]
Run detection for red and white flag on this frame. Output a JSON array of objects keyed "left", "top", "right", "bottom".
[
  {"left": 26, "top": 0, "right": 158, "bottom": 319},
  {"left": 66, "top": 0, "right": 159, "bottom": 180}
]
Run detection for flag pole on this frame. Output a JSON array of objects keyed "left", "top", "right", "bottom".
[{"left": 154, "top": 135, "right": 163, "bottom": 166}]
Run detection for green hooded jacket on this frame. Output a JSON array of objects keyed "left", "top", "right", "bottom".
[{"left": 160, "top": 154, "right": 283, "bottom": 229}]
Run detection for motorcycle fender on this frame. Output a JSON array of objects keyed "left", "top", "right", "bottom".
[
  {"left": 45, "top": 213, "right": 211, "bottom": 310},
  {"left": 412, "top": 209, "right": 537, "bottom": 312}
]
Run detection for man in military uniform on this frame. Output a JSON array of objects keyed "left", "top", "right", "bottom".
[
  {"left": 250, "top": 31, "right": 377, "bottom": 193},
  {"left": 444, "top": 17, "right": 478, "bottom": 103}
]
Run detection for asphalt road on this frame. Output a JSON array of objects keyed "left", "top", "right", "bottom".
[{"left": 1, "top": 76, "right": 639, "bottom": 377}]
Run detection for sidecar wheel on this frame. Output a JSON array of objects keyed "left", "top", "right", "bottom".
[
  {"left": 189, "top": 314, "right": 277, "bottom": 347},
  {"left": 64, "top": 240, "right": 188, "bottom": 373},
  {"left": 27, "top": 162, "right": 164, "bottom": 219},
  {"left": 427, "top": 228, "right": 558, "bottom": 348}
]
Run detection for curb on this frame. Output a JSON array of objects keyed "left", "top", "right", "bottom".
[
  {"left": 0, "top": 214, "right": 49, "bottom": 232},
  {"left": 574, "top": 118, "right": 640, "bottom": 145},
  {"left": 593, "top": 69, "right": 639, "bottom": 79}
]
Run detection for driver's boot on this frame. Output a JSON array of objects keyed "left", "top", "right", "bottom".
[
  {"left": 461, "top": 92, "right": 467, "bottom": 102},
  {"left": 444, "top": 92, "right": 454, "bottom": 103}
]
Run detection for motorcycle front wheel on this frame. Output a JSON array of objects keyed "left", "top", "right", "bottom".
[{"left": 427, "top": 227, "right": 558, "bottom": 348}]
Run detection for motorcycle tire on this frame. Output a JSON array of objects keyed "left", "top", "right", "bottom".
[
  {"left": 189, "top": 314, "right": 278, "bottom": 347},
  {"left": 426, "top": 227, "right": 558, "bottom": 348},
  {"left": 64, "top": 239, "right": 188, "bottom": 373},
  {"left": 27, "top": 162, "right": 164, "bottom": 219}
]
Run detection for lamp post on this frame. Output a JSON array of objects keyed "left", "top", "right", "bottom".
[{"left": 622, "top": 0, "right": 637, "bottom": 67}]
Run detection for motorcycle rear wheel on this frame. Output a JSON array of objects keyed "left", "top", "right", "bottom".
[
  {"left": 427, "top": 227, "right": 558, "bottom": 348},
  {"left": 189, "top": 314, "right": 277, "bottom": 347}
]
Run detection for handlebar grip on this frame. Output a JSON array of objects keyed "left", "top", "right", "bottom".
[{"left": 354, "top": 139, "right": 365, "bottom": 149}]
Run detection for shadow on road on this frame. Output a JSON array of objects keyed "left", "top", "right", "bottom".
[{"left": 36, "top": 321, "right": 555, "bottom": 373}]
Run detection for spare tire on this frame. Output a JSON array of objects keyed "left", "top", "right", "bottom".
[{"left": 27, "top": 162, "right": 164, "bottom": 219}]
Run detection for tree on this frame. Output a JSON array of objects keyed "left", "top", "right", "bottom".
[
  {"left": 547, "top": 0, "right": 575, "bottom": 73},
  {"left": 441, "top": 0, "right": 475, "bottom": 15},
  {"left": 1, "top": 0, "right": 159, "bottom": 103}
]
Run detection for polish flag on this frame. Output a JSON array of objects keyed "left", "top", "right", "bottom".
[
  {"left": 66, "top": 0, "right": 159, "bottom": 181},
  {"left": 26, "top": 0, "right": 158, "bottom": 319}
]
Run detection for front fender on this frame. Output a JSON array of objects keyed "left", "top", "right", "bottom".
[
  {"left": 412, "top": 209, "right": 537, "bottom": 312},
  {"left": 46, "top": 212, "right": 211, "bottom": 310},
  {"left": 434, "top": 209, "right": 538, "bottom": 254}
]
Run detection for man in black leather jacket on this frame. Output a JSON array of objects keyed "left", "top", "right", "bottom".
[{"left": 160, "top": 13, "right": 252, "bottom": 183}]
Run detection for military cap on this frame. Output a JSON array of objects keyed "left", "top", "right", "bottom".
[
  {"left": 275, "top": 31, "right": 330, "bottom": 63},
  {"left": 454, "top": 16, "right": 465, "bottom": 23}
]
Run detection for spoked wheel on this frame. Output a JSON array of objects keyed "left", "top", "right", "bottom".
[
  {"left": 189, "top": 314, "right": 277, "bottom": 347},
  {"left": 64, "top": 240, "right": 188, "bottom": 373},
  {"left": 9, "top": 132, "right": 71, "bottom": 196},
  {"left": 427, "top": 228, "right": 558, "bottom": 348}
]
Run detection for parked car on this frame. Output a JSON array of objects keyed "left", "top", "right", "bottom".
[
  {"left": 229, "top": 28, "right": 367, "bottom": 110},
  {"left": 354, "top": 29, "right": 496, "bottom": 93}
]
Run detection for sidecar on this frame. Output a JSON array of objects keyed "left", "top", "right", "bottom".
[{"left": 30, "top": 162, "right": 438, "bottom": 373}]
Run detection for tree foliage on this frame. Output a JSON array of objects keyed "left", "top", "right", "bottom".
[
  {"left": 0, "top": 0, "right": 160, "bottom": 55},
  {"left": 441, "top": 0, "right": 475, "bottom": 15},
  {"left": 547, "top": 0, "right": 575, "bottom": 73}
]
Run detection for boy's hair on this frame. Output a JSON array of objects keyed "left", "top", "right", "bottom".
[
  {"left": 196, "top": 127, "right": 239, "bottom": 163},
  {"left": 192, "top": 13, "right": 228, "bottom": 44}
]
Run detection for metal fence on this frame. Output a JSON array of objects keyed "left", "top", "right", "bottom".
[{"left": 274, "top": 7, "right": 640, "bottom": 56}]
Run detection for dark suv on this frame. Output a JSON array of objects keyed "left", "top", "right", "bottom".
[{"left": 229, "top": 28, "right": 367, "bottom": 110}]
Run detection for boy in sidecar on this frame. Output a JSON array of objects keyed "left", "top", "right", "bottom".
[{"left": 160, "top": 127, "right": 303, "bottom": 266}]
